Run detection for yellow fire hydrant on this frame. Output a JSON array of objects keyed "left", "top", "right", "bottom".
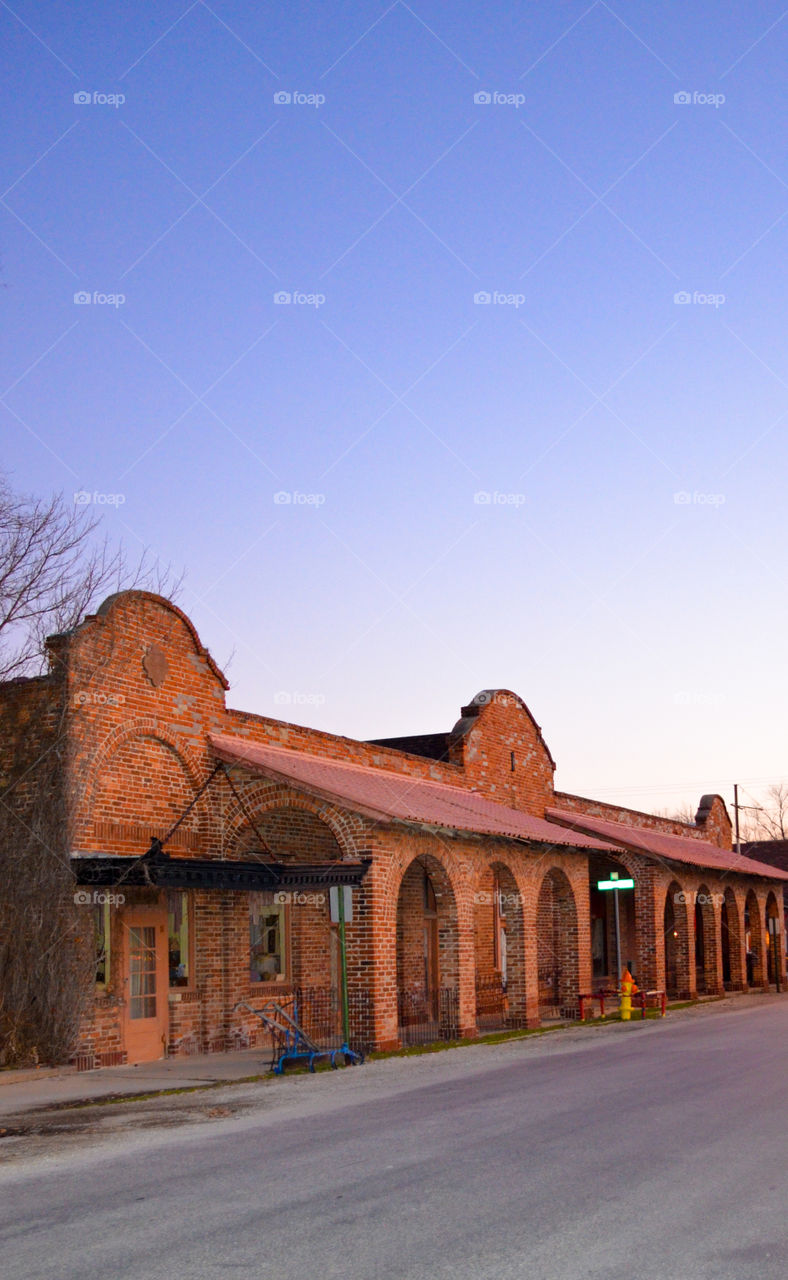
[{"left": 620, "top": 967, "right": 638, "bottom": 1021}]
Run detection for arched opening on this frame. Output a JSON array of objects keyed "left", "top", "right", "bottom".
[
  {"left": 236, "top": 805, "right": 368, "bottom": 1052},
  {"left": 536, "top": 868, "right": 579, "bottom": 1017},
  {"left": 694, "top": 884, "right": 719, "bottom": 995},
  {"left": 473, "top": 863, "right": 526, "bottom": 1031},
  {"left": 694, "top": 899, "right": 706, "bottom": 993},
  {"left": 765, "top": 891, "right": 782, "bottom": 986},
  {"left": 664, "top": 882, "right": 690, "bottom": 999},
  {"left": 721, "top": 889, "right": 744, "bottom": 990},
  {"left": 588, "top": 855, "right": 637, "bottom": 988},
  {"left": 744, "top": 890, "right": 765, "bottom": 988},
  {"left": 396, "top": 856, "right": 459, "bottom": 1044}
]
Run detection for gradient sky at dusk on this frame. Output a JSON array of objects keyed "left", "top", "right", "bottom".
[{"left": 2, "top": 2, "right": 787, "bottom": 817}]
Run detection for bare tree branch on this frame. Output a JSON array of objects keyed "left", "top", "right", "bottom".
[
  {"left": 745, "top": 783, "right": 788, "bottom": 841},
  {"left": 0, "top": 475, "right": 181, "bottom": 680},
  {"left": 0, "top": 472, "right": 184, "bottom": 1064}
]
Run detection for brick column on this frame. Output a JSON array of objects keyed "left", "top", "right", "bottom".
[
  {"left": 620, "top": 856, "right": 661, "bottom": 993},
  {"left": 456, "top": 875, "right": 477, "bottom": 1040}
]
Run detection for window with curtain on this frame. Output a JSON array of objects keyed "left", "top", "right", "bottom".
[
  {"left": 167, "top": 891, "right": 191, "bottom": 987},
  {"left": 250, "top": 894, "right": 286, "bottom": 982}
]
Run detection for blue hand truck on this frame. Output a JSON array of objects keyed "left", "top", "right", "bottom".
[{"left": 234, "top": 997, "right": 365, "bottom": 1073}]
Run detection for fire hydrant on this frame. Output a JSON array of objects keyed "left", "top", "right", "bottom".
[{"left": 620, "top": 967, "right": 638, "bottom": 1021}]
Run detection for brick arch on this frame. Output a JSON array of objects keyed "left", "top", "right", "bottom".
[
  {"left": 80, "top": 717, "right": 206, "bottom": 806},
  {"left": 76, "top": 719, "right": 209, "bottom": 847},
  {"left": 587, "top": 850, "right": 641, "bottom": 987},
  {"left": 237, "top": 807, "right": 343, "bottom": 864},
  {"left": 396, "top": 852, "right": 460, "bottom": 1025},
  {"left": 478, "top": 858, "right": 527, "bottom": 1027},
  {"left": 220, "top": 779, "right": 368, "bottom": 860},
  {"left": 381, "top": 838, "right": 468, "bottom": 929},
  {"left": 765, "top": 890, "right": 782, "bottom": 985},
  {"left": 535, "top": 867, "right": 579, "bottom": 1013},
  {"left": 664, "top": 880, "right": 691, "bottom": 998}
]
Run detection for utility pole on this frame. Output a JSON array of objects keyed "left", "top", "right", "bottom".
[{"left": 732, "top": 785, "right": 762, "bottom": 856}]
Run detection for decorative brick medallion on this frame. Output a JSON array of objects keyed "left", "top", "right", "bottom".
[{"left": 142, "top": 643, "right": 168, "bottom": 688}]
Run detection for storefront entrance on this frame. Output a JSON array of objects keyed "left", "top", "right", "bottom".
[{"left": 122, "top": 902, "right": 169, "bottom": 1062}]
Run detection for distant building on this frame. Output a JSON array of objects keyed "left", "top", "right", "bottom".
[{"left": 1, "top": 590, "right": 785, "bottom": 1067}]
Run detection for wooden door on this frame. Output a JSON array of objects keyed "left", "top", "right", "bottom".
[{"left": 122, "top": 903, "right": 169, "bottom": 1063}]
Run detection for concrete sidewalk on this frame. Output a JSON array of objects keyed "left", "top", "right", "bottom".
[
  {"left": 0, "top": 991, "right": 775, "bottom": 1122},
  {"left": 0, "top": 1048, "right": 271, "bottom": 1118}
]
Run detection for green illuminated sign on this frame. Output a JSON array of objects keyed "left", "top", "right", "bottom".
[{"left": 598, "top": 878, "right": 634, "bottom": 891}]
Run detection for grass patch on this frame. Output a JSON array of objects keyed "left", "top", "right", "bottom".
[{"left": 27, "top": 999, "right": 718, "bottom": 1111}]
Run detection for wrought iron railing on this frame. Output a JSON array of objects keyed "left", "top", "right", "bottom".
[
  {"left": 397, "top": 987, "right": 459, "bottom": 1046},
  {"left": 288, "top": 986, "right": 372, "bottom": 1056},
  {"left": 475, "top": 976, "right": 508, "bottom": 1032}
]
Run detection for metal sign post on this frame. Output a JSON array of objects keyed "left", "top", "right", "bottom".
[
  {"left": 597, "top": 875, "right": 635, "bottom": 984},
  {"left": 330, "top": 886, "right": 353, "bottom": 1044}
]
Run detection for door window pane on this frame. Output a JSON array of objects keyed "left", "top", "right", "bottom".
[{"left": 129, "top": 926, "right": 157, "bottom": 1019}]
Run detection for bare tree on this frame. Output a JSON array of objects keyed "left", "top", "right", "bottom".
[
  {"left": 655, "top": 803, "right": 698, "bottom": 826},
  {"left": 0, "top": 475, "right": 177, "bottom": 680},
  {"left": 0, "top": 473, "right": 181, "bottom": 1065},
  {"left": 744, "top": 783, "right": 788, "bottom": 841}
]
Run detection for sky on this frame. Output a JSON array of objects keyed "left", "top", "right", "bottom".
[{"left": 2, "top": 1, "right": 787, "bottom": 819}]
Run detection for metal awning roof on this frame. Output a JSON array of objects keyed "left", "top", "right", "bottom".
[
  {"left": 209, "top": 734, "right": 623, "bottom": 853},
  {"left": 72, "top": 849, "right": 371, "bottom": 891},
  {"left": 546, "top": 808, "right": 788, "bottom": 881}
]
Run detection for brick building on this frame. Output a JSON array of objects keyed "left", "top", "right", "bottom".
[{"left": 1, "top": 590, "right": 785, "bottom": 1065}]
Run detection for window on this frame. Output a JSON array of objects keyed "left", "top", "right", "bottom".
[
  {"left": 95, "top": 901, "right": 110, "bottom": 986},
  {"left": 129, "top": 926, "right": 157, "bottom": 1018},
  {"left": 250, "top": 894, "right": 286, "bottom": 982},
  {"left": 493, "top": 878, "right": 508, "bottom": 986},
  {"left": 167, "top": 891, "right": 191, "bottom": 987}
]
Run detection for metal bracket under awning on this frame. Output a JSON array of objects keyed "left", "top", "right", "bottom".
[{"left": 71, "top": 848, "right": 372, "bottom": 892}]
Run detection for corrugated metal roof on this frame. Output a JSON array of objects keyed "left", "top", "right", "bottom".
[
  {"left": 210, "top": 735, "right": 622, "bottom": 853},
  {"left": 546, "top": 808, "right": 788, "bottom": 881}
]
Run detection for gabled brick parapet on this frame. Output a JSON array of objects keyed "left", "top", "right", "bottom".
[{"left": 555, "top": 790, "right": 733, "bottom": 850}]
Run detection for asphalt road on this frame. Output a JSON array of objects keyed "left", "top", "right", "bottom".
[{"left": 1, "top": 999, "right": 786, "bottom": 1280}]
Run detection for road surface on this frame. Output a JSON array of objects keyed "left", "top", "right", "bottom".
[{"left": 1, "top": 998, "right": 785, "bottom": 1279}]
